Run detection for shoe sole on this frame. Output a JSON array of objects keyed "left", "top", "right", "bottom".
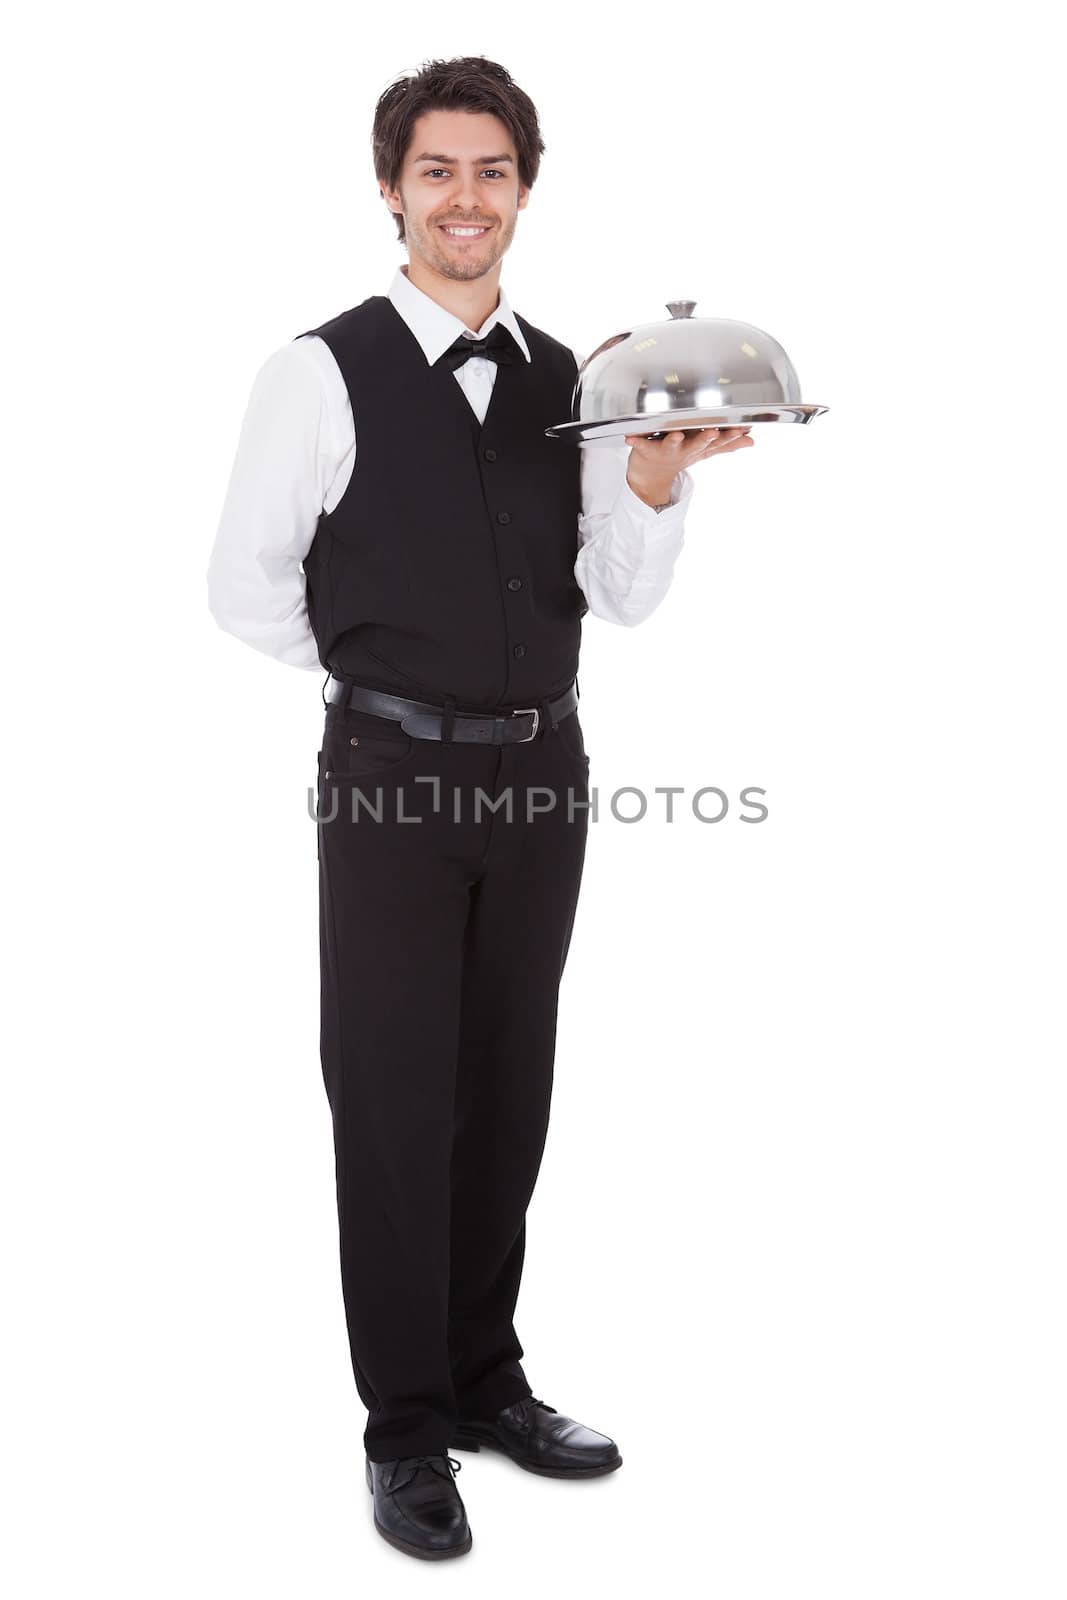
[
  {"left": 449, "top": 1430, "right": 623, "bottom": 1478},
  {"left": 366, "top": 1459, "right": 473, "bottom": 1559}
]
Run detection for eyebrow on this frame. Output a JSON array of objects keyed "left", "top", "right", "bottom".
[{"left": 412, "top": 153, "right": 515, "bottom": 165}]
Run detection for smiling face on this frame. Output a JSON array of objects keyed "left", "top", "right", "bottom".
[{"left": 381, "top": 108, "right": 529, "bottom": 284}]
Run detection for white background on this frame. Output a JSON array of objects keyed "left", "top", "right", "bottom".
[{"left": 4, "top": 3, "right": 1064, "bottom": 1594}]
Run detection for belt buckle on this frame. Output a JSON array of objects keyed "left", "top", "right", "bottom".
[{"left": 510, "top": 706, "right": 540, "bottom": 743}]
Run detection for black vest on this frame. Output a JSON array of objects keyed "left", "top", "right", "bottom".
[{"left": 294, "top": 296, "right": 586, "bottom": 710}]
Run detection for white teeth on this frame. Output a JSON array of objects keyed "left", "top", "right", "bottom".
[{"left": 443, "top": 226, "right": 488, "bottom": 236}]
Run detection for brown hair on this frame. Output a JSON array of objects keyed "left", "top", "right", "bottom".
[{"left": 372, "top": 56, "right": 546, "bottom": 245}]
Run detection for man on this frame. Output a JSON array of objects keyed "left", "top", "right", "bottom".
[{"left": 207, "top": 55, "right": 754, "bottom": 1562}]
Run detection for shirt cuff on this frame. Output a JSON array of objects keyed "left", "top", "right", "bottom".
[{"left": 617, "top": 465, "right": 694, "bottom": 524}]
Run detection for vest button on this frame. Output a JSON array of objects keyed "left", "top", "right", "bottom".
[
  {"left": 484, "top": 448, "right": 498, "bottom": 461},
  {"left": 507, "top": 577, "right": 523, "bottom": 591},
  {"left": 513, "top": 643, "right": 527, "bottom": 658},
  {"left": 496, "top": 510, "right": 511, "bottom": 525}
]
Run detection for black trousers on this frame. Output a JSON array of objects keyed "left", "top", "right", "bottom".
[{"left": 315, "top": 693, "right": 590, "bottom": 1462}]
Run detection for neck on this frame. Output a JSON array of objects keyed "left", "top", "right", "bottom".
[{"left": 402, "top": 258, "right": 502, "bottom": 334}]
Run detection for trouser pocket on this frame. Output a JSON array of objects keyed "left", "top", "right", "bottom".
[{"left": 321, "top": 706, "right": 418, "bottom": 781}]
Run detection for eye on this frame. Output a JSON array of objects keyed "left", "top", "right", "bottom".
[{"left": 424, "top": 169, "right": 505, "bottom": 179}]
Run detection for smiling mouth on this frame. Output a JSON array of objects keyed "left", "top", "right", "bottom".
[{"left": 439, "top": 224, "right": 493, "bottom": 239}]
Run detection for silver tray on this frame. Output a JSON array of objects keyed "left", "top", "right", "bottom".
[{"left": 545, "top": 403, "right": 828, "bottom": 446}]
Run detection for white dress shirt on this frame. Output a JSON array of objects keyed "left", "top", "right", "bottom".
[{"left": 206, "top": 264, "right": 695, "bottom": 672}]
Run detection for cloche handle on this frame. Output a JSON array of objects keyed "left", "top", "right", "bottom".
[{"left": 665, "top": 299, "right": 697, "bottom": 318}]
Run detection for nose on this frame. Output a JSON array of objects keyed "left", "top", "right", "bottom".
[{"left": 450, "top": 175, "right": 489, "bottom": 215}]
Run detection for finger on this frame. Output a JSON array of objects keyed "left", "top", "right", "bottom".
[
  {"left": 624, "top": 431, "right": 687, "bottom": 449},
  {"left": 683, "top": 426, "right": 740, "bottom": 454},
  {"left": 625, "top": 425, "right": 746, "bottom": 448},
  {"left": 691, "top": 431, "right": 733, "bottom": 454},
  {"left": 692, "top": 432, "right": 754, "bottom": 461}
]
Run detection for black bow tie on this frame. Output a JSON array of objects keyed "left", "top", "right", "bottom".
[{"left": 436, "top": 323, "right": 520, "bottom": 373}]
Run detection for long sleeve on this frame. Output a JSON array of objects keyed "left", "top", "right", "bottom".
[
  {"left": 206, "top": 340, "right": 332, "bottom": 671},
  {"left": 206, "top": 328, "right": 697, "bottom": 671},
  {"left": 570, "top": 350, "right": 694, "bottom": 627}
]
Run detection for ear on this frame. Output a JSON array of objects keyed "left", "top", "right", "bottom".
[{"left": 517, "top": 185, "right": 530, "bottom": 212}]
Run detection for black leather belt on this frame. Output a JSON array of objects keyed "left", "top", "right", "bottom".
[{"left": 324, "top": 677, "right": 578, "bottom": 744}]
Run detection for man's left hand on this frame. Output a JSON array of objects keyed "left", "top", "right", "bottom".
[{"left": 624, "top": 425, "right": 755, "bottom": 506}]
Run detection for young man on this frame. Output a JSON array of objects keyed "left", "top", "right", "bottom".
[{"left": 207, "top": 55, "right": 753, "bottom": 1562}]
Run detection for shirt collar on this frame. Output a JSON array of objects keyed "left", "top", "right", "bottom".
[{"left": 388, "top": 263, "right": 532, "bottom": 366}]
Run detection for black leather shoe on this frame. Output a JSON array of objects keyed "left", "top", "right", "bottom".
[
  {"left": 450, "top": 1396, "right": 622, "bottom": 1477},
  {"left": 365, "top": 1453, "right": 472, "bottom": 1559}
]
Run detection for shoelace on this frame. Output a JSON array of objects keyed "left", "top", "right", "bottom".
[
  {"left": 386, "top": 1453, "right": 462, "bottom": 1493},
  {"left": 510, "top": 1396, "right": 557, "bottom": 1425}
]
